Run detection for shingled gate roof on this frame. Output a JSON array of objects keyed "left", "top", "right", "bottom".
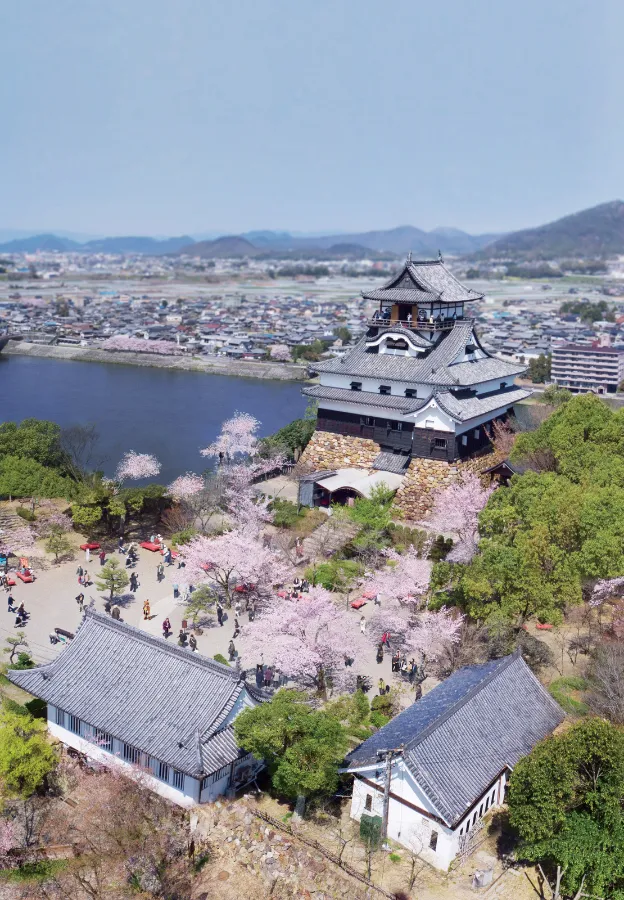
[
  {"left": 9, "top": 609, "right": 264, "bottom": 777},
  {"left": 345, "top": 654, "right": 564, "bottom": 827}
]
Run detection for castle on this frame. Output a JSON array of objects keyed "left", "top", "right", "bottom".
[{"left": 298, "top": 256, "right": 530, "bottom": 514}]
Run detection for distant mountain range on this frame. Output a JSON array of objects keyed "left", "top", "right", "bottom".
[
  {"left": 475, "top": 200, "right": 624, "bottom": 260},
  {"left": 2, "top": 201, "right": 623, "bottom": 260},
  {"left": 0, "top": 225, "right": 499, "bottom": 258}
]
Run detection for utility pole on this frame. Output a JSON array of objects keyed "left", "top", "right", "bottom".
[{"left": 377, "top": 746, "right": 404, "bottom": 840}]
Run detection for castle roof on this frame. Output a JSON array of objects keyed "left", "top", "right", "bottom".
[
  {"left": 315, "top": 320, "right": 526, "bottom": 387},
  {"left": 362, "top": 257, "right": 483, "bottom": 305}
]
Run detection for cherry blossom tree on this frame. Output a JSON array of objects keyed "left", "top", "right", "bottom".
[
  {"left": 166, "top": 471, "right": 226, "bottom": 532},
  {"left": 115, "top": 451, "right": 161, "bottom": 482},
  {"left": 269, "top": 344, "right": 292, "bottom": 362},
  {"left": 487, "top": 418, "right": 516, "bottom": 458},
  {"left": 223, "top": 454, "right": 286, "bottom": 534},
  {"left": 363, "top": 546, "right": 432, "bottom": 607},
  {"left": 168, "top": 473, "right": 205, "bottom": 500},
  {"left": 100, "top": 336, "right": 181, "bottom": 355},
  {"left": 366, "top": 608, "right": 411, "bottom": 647},
  {"left": 179, "top": 529, "right": 290, "bottom": 605},
  {"left": 406, "top": 608, "right": 464, "bottom": 669},
  {"left": 36, "top": 500, "right": 73, "bottom": 535},
  {"left": 238, "top": 587, "right": 368, "bottom": 693},
  {"left": 426, "top": 472, "right": 494, "bottom": 563},
  {"left": 590, "top": 577, "right": 624, "bottom": 607},
  {"left": 200, "top": 412, "right": 260, "bottom": 460}
]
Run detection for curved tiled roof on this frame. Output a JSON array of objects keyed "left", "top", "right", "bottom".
[
  {"left": 303, "top": 383, "right": 426, "bottom": 413},
  {"left": 9, "top": 609, "right": 260, "bottom": 776},
  {"left": 362, "top": 259, "right": 483, "bottom": 305},
  {"left": 346, "top": 654, "right": 564, "bottom": 826}
]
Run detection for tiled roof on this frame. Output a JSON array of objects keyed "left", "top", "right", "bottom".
[
  {"left": 365, "top": 259, "right": 483, "bottom": 305},
  {"left": 365, "top": 327, "right": 431, "bottom": 349},
  {"left": 372, "top": 451, "right": 411, "bottom": 474},
  {"left": 346, "top": 654, "right": 564, "bottom": 826},
  {"left": 302, "top": 383, "right": 426, "bottom": 413},
  {"left": 8, "top": 610, "right": 259, "bottom": 777},
  {"left": 314, "top": 321, "right": 527, "bottom": 387},
  {"left": 434, "top": 386, "right": 532, "bottom": 422},
  {"left": 362, "top": 288, "right": 439, "bottom": 304}
]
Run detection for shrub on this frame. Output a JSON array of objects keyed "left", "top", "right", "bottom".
[
  {"left": 306, "top": 558, "right": 363, "bottom": 591},
  {"left": 370, "top": 711, "right": 390, "bottom": 728},
  {"left": 549, "top": 676, "right": 589, "bottom": 716},
  {"left": 16, "top": 507, "right": 36, "bottom": 522},
  {"left": 214, "top": 653, "right": 229, "bottom": 667},
  {"left": 271, "top": 499, "right": 304, "bottom": 529},
  {"left": 170, "top": 527, "right": 198, "bottom": 548}
]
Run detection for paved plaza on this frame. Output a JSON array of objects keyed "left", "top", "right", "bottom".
[{"left": 1, "top": 540, "right": 408, "bottom": 703}]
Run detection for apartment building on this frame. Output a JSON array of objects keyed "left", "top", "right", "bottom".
[{"left": 551, "top": 343, "right": 624, "bottom": 393}]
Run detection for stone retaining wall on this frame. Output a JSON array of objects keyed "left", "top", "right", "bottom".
[
  {"left": 298, "top": 429, "right": 502, "bottom": 523},
  {"left": 296, "top": 430, "right": 381, "bottom": 471}
]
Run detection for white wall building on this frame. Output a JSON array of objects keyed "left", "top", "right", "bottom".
[
  {"left": 9, "top": 609, "right": 265, "bottom": 807},
  {"left": 344, "top": 654, "right": 564, "bottom": 871}
]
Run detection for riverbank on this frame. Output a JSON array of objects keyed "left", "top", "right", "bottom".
[{"left": 3, "top": 340, "right": 308, "bottom": 381}]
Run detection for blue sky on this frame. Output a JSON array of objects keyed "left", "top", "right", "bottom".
[{"left": 1, "top": 0, "right": 622, "bottom": 236}]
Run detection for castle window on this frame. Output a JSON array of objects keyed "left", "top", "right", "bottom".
[
  {"left": 405, "top": 389, "right": 417, "bottom": 398},
  {"left": 429, "top": 831, "right": 438, "bottom": 852},
  {"left": 350, "top": 382, "right": 362, "bottom": 391},
  {"left": 434, "top": 438, "right": 447, "bottom": 449},
  {"left": 462, "top": 435, "right": 468, "bottom": 446},
  {"left": 365, "top": 794, "right": 372, "bottom": 811},
  {"left": 474, "top": 428, "right": 480, "bottom": 438},
  {"left": 385, "top": 338, "right": 408, "bottom": 350},
  {"left": 425, "top": 418, "right": 434, "bottom": 428},
  {"left": 379, "top": 385, "right": 391, "bottom": 395}
]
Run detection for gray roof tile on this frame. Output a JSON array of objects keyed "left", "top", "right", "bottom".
[
  {"left": 314, "top": 321, "right": 526, "bottom": 387},
  {"left": 8, "top": 610, "right": 257, "bottom": 776},
  {"left": 302, "top": 384, "right": 426, "bottom": 413},
  {"left": 346, "top": 654, "right": 564, "bottom": 826},
  {"left": 435, "top": 387, "right": 532, "bottom": 422}
]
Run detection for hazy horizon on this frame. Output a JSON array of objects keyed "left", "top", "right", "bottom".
[{"left": 2, "top": 0, "right": 623, "bottom": 237}]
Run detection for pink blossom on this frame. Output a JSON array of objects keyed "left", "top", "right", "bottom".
[
  {"left": 426, "top": 472, "right": 494, "bottom": 563},
  {"left": 168, "top": 473, "right": 205, "bottom": 500},
  {"left": 269, "top": 344, "right": 292, "bottom": 362},
  {"left": 179, "top": 529, "right": 290, "bottom": 604},
  {"left": 0, "top": 525, "right": 37, "bottom": 556},
  {"left": 366, "top": 608, "right": 411, "bottom": 647},
  {"left": 100, "top": 336, "right": 181, "bottom": 355},
  {"left": 0, "top": 820, "right": 16, "bottom": 861},
  {"left": 222, "top": 455, "right": 286, "bottom": 533},
  {"left": 238, "top": 587, "right": 368, "bottom": 692},
  {"left": 364, "top": 546, "right": 432, "bottom": 607},
  {"left": 36, "top": 501, "right": 72, "bottom": 534},
  {"left": 115, "top": 451, "right": 161, "bottom": 482},
  {"left": 200, "top": 412, "right": 260, "bottom": 460},
  {"left": 591, "top": 577, "right": 624, "bottom": 607},
  {"left": 406, "top": 608, "right": 464, "bottom": 664}
]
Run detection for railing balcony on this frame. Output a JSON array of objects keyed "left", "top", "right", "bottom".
[{"left": 367, "top": 315, "right": 465, "bottom": 332}]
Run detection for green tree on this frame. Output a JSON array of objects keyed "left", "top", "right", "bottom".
[
  {"left": 3, "top": 632, "right": 30, "bottom": 666},
  {"left": 45, "top": 527, "right": 72, "bottom": 563},
  {"left": 0, "top": 456, "right": 74, "bottom": 499},
  {"left": 527, "top": 353, "right": 551, "bottom": 384},
  {"left": 0, "top": 703, "right": 58, "bottom": 798},
  {"left": 185, "top": 585, "right": 216, "bottom": 628},
  {"left": 95, "top": 557, "right": 129, "bottom": 600},
  {"left": 0, "top": 419, "right": 63, "bottom": 467},
  {"left": 509, "top": 718, "right": 624, "bottom": 898},
  {"left": 71, "top": 503, "right": 103, "bottom": 532},
  {"left": 333, "top": 326, "right": 351, "bottom": 344},
  {"left": 234, "top": 689, "right": 348, "bottom": 816}
]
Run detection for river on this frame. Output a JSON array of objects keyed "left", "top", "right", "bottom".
[{"left": 1, "top": 355, "right": 307, "bottom": 483}]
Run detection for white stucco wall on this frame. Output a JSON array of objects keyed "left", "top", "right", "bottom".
[
  {"left": 349, "top": 763, "right": 508, "bottom": 872},
  {"left": 47, "top": 709, "right": 199, "bottom": 808}
]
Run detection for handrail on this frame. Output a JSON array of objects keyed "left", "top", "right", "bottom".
[{"left": 368, "top": 316, "right": 463, "bottom": 332}]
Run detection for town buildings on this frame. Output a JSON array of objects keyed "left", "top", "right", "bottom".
[
  {"left": 303, "top": 258, "right": 531, "bottom": 467},
  {"left": 344, "top": 653, "right": 564, "bottom": 871},
  {"left": 8, "top": 609, "right": 265, "bottom": 807},
  {"left": 551, "top": 340, "right": 624, "bottom": 393}
]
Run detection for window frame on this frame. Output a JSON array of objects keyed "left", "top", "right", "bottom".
[{"left": 429, "top": 830, "right": 438, "bottom": 852}]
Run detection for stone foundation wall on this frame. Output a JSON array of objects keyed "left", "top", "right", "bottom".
[
  {"left": 393, "top": 449, "right": 502, "bottom": 522},
  {"left": 297, "top": 429, "right": 502, "bottom": 523},
  {"left": 296, "top": 429, "right": 381, "bottom": 472}
]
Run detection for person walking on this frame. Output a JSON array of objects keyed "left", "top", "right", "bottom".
[
  {"left": 83, "top": 570, "right": 90, "bottom": 587},
  {"left": 189, "top": 634, "right": 197, "bottom": 652},
  {"left": 216, "top": 604, "right": 224, "bottom": 627},
  {"left": 143, "top": 599, "right": 151, "bottom": 620},
  {"left": 228, "top": 639, "right": 236, "bottom": 661},
  {"left": 376, "top": 642, "right": 384, "bottom": 664},
  {"left": 359, "top": 615, "right": 366, "bottom": 634},
  {"left": 162, "top": 617, "right": 171, "bottom": 638},
  {"left": 233, "top": 617, "right": 240, "bottom": 639},
  {"left": 76, "top": 564, "right": 83, "bottom": 584},
  {"left": 85, "top": 547, "right": 91, "bottom": 564},
  {"left": 118, "top": 536, "right": 125, "bottom": 554},
  {"left": 156, "top": 562, "right": 164, "bottom": 582},
  {"left": 164, "top": 548, "right": 172, "bottom": 566},
  {"left": 172, "top": 583, "right": 179, "bottom": 598},
  {"left": 98, "top": 550, "right": 106, "bottom": 566},
  {"left": 75, "top": 592, "right": 85, "bottom": 612},
  {"left": 7, "top": 593, "right": 15, "bottom": 613},
  {"left": 378, "top": 677, "right": 385, "bottom": 695},
  {"left": 255, "top": 663, "right": 263, "bottom": 688},
  {"left": 129, "top": 572, "right": 138, "bottom": 593},
  {"left": 263, "top": 666, "right": 273, "bottom": 688}
]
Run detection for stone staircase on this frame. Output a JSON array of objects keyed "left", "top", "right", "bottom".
[{"left": 301, "top": 518, "right": 360, "bottom": 562}]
